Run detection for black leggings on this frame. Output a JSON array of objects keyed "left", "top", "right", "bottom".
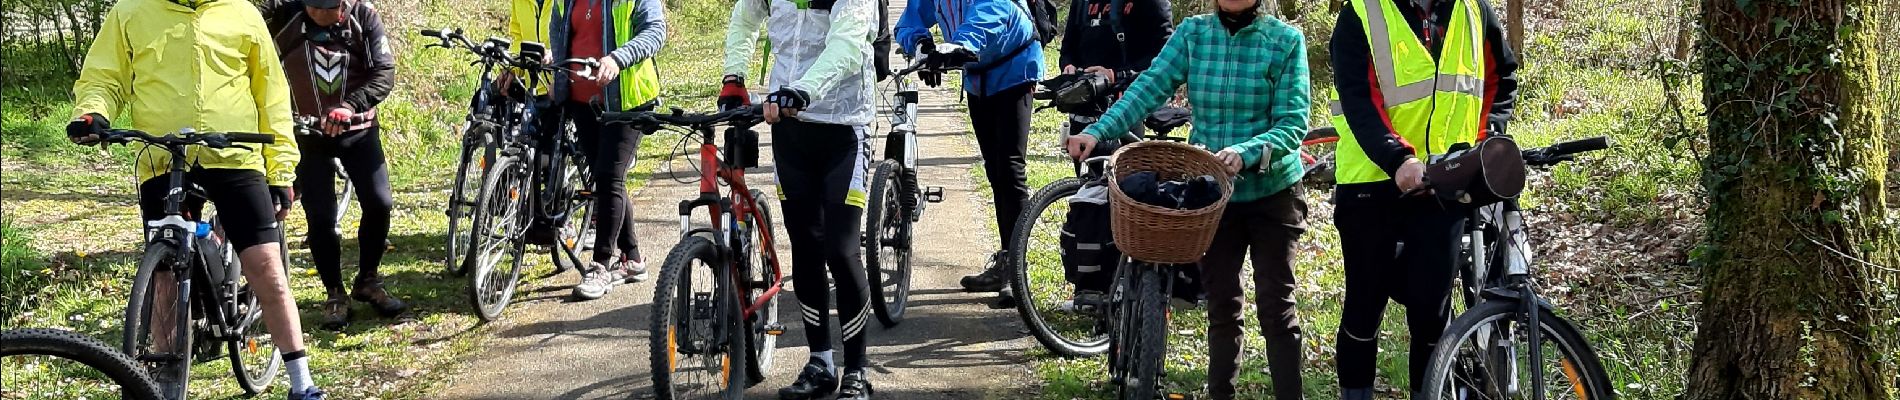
[
  {"left": 1333, "top": 184, "right": 1465, "bottom": 392},
  {"left": 968, "top": 82, "right": 1034, "bottom": 250},
  {"left": 565, "top": 102, "right": 643, "bottom": 264},
  {"left": 771, "top": 119, "right": 872, "bottom": 371},
  {"left": 295, "top": 127, "right": 395, "bottom": 292}
]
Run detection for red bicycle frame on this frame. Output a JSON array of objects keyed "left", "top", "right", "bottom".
[{"left": 681, "top": 130, "right": 784, "bottom": 320}]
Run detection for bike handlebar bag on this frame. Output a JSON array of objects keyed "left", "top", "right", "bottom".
[
  {"left": 724, "top": 127, "right": 761, "bottom": 169},
  {"left": 1424, "top": 136, "right": 1526, "bottom": 207}
]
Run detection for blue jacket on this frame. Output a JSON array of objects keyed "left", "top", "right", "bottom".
[{"left": 895, "top": 0, "right": 1044, "bottom": 96}]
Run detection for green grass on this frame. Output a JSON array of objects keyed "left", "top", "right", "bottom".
[{"left": 0, "top": 0, "right": 743, "bottom": 397}]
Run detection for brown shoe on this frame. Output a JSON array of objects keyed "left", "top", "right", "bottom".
[
  {"left": 350, "top": 279, "right": 410, "bottom": 317},
  {"left": 320, "top": 294, "right": 350, "bottom": 331}
]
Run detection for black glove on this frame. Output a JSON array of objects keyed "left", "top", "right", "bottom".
[
  {"left": 933, "top": 44, "right": 979, "bottom": 68},
  {"left": 766, "top": 87, "right": 812, "bottom": 111},
  {"left": 67, "top": 113, "right": 109, "bottom": 143},
  {"left": 912, "top": 36, "right": 937, "bottom": 59},
  {"left": 270, "top": 186, "right": 295, "bottom": 210},
  {"left": 718, "top": 75, "right": 751, "bottom": 111},
  {"left": 918, "top": 69, "right": 943, "bottom": 88}
]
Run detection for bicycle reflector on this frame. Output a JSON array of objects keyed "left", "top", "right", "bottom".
[{"left": 1424, "top": 136, "right": 1526, "bottom": 207}]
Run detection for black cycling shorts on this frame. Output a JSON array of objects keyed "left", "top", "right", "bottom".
[
  {"left": 138, "top": 169, "right": 280, "bottom": 251},
  {"left": 771, "top": 119, "right": 870, "bottom": 208}
]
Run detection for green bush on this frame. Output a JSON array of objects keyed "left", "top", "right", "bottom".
[{"left": 1, "top": 219, "right": 47, "bottom": 323}]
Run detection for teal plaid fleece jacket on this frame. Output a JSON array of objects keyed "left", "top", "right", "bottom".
[{"left": 1082, "top": 14, "right": 1310, "bottom": 203}]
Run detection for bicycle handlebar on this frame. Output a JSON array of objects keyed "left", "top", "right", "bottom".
[
  {"left": 599, "top": 105, "right": 768, "bottom": 129},
  {"left": 99, "top": 129, "right": 275, "bottom": 149}
]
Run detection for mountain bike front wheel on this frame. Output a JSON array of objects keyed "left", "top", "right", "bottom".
[
  {"left": 650, "top": 234, "right": 747, "bottom": 400},
  {"left": 122, "top": 242, "right": 193, "bottom": 400},
  {"left": 1420, "top": 300, "right": 1615, "bottom": 400},
  {"left": 864, "top": 160, "right": 913, "bottom": 328},
  {"left": 467, "top": 155, "right": 531, "bottom": 321}
]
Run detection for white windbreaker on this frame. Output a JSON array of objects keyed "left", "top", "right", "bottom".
[{"left": 724, "top": 0, "right": 878, "bottom": 126}]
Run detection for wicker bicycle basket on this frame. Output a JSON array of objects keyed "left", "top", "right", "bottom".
[{"left": 1106, "top": 141, "right": 1234, "bottom": 264}]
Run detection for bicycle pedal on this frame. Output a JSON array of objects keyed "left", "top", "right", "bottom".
[
  {"left": 763, "top": 324, "right": 787, "bottom": 336},
  {"left": 923, "top": 187, "right": 945, "bottom": 203}
]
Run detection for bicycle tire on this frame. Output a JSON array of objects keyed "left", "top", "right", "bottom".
[
  {"left": 122, "top": 242, "right": 192, "bottom": 400},
  {"left": 446, "top": 132, "right": 492, "bottom": 276},
  {"left": 743, "top": 189, "right": 781, "bottom": 385},
  {"left": 649, "top": 234, "right": 746, "bottom": 400},
  {"left": 1301, "top": 127, "right": 1339, "bottom": 184},
  {"left": 864, "top": 160, "right": 912, "bottom": 328},
  {"left": 1009, "top": 177, "right": 1111, "bottom": 357},
  {"left": 2, "top": 328, "right": 167, "bottom": 400},
  {"left": 229, "top": 232, "right": 282, "bottom": 395},
  {"left": 1420, "top": 300, "right": 1615, "bottom": 400},
  {"left": 1118, "top": 266, "right": 1170, "bottom": 400},
  {"left": 468, "top": 155, "right": 530, "bottom": 321},
  {"left": 551, "top": 162, "right": 595, "bottom": 274}
]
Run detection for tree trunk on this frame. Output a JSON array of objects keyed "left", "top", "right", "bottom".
[
  {"left": 1671, "top": 0, "right": 1693, "bottom": 61},
  {"left": 1505, "top": 0, "right": 1523, "bottom": 54},
  {"left": 1689, "top": 0, "right": 1898, "bottom": 398}
]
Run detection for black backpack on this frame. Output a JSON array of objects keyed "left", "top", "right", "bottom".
[{"left": 1022, "top": 0, "right": 1060, "bottom": 43}]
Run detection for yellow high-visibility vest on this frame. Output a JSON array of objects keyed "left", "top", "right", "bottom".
[{"left": 1330, "top": 0, "right": 1486, "bottom": 184}]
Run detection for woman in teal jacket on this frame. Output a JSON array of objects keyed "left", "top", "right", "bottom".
[{"left": 1064, "top": 0, "right": 1310, "bottom": 397}]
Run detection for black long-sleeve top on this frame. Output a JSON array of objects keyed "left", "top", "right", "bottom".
[
  {"left": 1329, "top": 0, "right": 1518, "bottom": 187},
  {"left": 262, "top": 0, "right": 397, "bottom": 116},
  {"left": 1058, "top": 0, "right": 1171, "bottom": 72}
]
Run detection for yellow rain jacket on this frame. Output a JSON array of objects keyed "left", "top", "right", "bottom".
[
  {"left": 510, "top": 0, "right": 554, "bottom": 95},
  {"left": 71, "top": 0, "right": 299, "bottom": 186}
]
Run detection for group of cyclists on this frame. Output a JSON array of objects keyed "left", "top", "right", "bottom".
[{"left": 60, "top": 0, "right": 1516, "bottom": 396}]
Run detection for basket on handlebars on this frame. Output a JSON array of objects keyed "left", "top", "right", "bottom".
[{"left": 1106, "top": 141, "right": 1234, "bottom": 264}]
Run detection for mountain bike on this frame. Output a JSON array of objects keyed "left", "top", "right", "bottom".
[
  {"left": 2, "top": 328, "right": 165, "bottom": 400},
  {"left": 422, "top": 28, "right": 601, "bottom": 321},
  {"left": 1010, "top": 73, "right": 1342, "bottom": 358},
  {"left": 94, "top": 128, "right": 285, "bottom": 399},
  {"left": 427, "top": 28, "right": 519, "bottom": 277},
  {"left": 600, "top": 105, "right": 779, "bottom": 400},
  {"left": 862, "top": 58, "right": 949, "bottom": 327},
  {"left": 1418, "top": 137, "right": 1616, "bottom": 400}
]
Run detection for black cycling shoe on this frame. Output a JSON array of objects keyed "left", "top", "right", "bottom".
[
  {"left": 778, "top": 359, "right": 839, "bottom": 399},
  {"left": 836, "top": 370, "right": 873, "bottom": 400},
  {"left": 958, "top": 251, "right": 1009, "bottom": 292}
]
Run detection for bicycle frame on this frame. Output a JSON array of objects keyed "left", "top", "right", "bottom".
[
  {"left": 1458, "top": 198, "right": 1553, "bottom": 398},
  {"left": 674, "top": 125, "right": 785, "bottom": 319}
]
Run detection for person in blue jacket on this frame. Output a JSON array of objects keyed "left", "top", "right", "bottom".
[{"left": 895, "top": 0, "right": 1044, "bottom": 293}]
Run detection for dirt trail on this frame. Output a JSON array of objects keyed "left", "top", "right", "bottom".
[{"left": 429, "top": 6, "right": 1039, "bottom": 398}]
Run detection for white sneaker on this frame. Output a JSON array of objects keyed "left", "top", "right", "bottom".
[
  {"left": 572, "top": 264, "right": 619, "bottom": 300},
  {"left": 622, "top": 259, "right": 648, "bottom": 283}
]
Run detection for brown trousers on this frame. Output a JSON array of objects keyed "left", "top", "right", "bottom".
[{"left": 1200, "top": 187, "right": 1308, "bottom": 400}]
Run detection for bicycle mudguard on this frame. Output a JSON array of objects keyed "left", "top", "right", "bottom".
[{"left": 1479, "top": 286, "right": 1559, "bottom": 312}]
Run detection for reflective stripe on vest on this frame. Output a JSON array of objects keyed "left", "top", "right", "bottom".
[
  {"left": 1330, "top": 0, "right": 1487, "bottom": 185},
  {"left": 613, "top": 0, "right": 661, "bottom": 109}
]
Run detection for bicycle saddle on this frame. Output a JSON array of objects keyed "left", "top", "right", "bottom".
[{"left": 1143, "top": 106, "right": 1191, "bottom": 132}]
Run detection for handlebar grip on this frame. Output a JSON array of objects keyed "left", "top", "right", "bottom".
[
  {"left": 421, "top": 29, "right": 442, "bottom": 37},
  {"left": 227, "top": 133, "right": 277, "bottom": 144},
  {"left": 1547, "top": 136, "right": 1611, "bottom": 156}
]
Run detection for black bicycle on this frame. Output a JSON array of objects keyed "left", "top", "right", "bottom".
[
  {"left": 422, "top": 28, "right": 600, "bottom": 320},
  {"left": 92, "top": 128, "right": 285, "bottom": 399},
  {"left": 1418, "top": 137, "right": 1616, "bottom": 400},
  {"left": 1, "top": 328, "right": 166, "bottom": 399}
]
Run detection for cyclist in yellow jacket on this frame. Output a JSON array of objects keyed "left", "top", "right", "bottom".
[{"left": 65, "top": 0, "right": 323, "bottom": 398}]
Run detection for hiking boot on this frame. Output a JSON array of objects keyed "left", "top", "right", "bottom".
[
  {"left": 572, "top": 263, "right": 622, "bottom": 300},
  {"left": 835, "top": 370, "right": 873, "bottom": 400},
  {"left": 1057, "top": 290, "right": 1107, "bottom": 314},
  {"left": 958, "top": 251, "right": 1010, "bottom": 292},
  {"left": 778, "top": 359, "right": 839, "bottom": 399},
  {"left": 350, "top": 279, "right": 409, "bottom": 317},
  {"left": 319, "top": 292, "right": 350, "bottom": 331},
  {"left": 288, "top": 387, "right": 327, "bottom": 400}
]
